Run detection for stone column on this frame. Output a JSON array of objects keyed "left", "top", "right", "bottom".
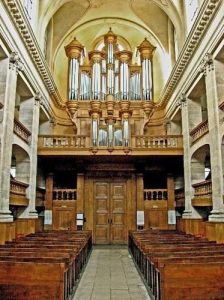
[
  {"left": 180, "top": 94, "right": 201, "bottom": 219},
  {"left": 0, "top": 53, "right": 22, "bottom": 222},
  {"left": 202, "top": 54, "right": 224, "bottom": 221},
  {"left": 20, "top": 92, "right": 41, "bottom": 219}
]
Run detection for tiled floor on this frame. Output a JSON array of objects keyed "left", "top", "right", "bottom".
[{"left": 72, "top": 246, "right": 152, "bottom": 300}]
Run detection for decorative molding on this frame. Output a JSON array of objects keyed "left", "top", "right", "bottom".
[
  {"left": 158, "top": 0, "right": 222, "bottom": 108},
  {"left": 3, "top": 0, "right": 65, "bottom": 109}
]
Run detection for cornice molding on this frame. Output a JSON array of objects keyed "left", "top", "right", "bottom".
[
  {"left": 158, "top": 0, "right": 222, "bottom": 108},
  {"left": 3, "top": 0, "right": 66, "bottom": 109}
]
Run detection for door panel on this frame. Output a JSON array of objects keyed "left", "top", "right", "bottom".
[
  {"left": 53, "top": 202, "right": 76, "bottom": 230},
  {"left": 94, "top": 182, "right": 110, "bottom": 244},
  {"left": 110, "top": 182, "right": 126, "bottom": 244},
  {"left": 94, "top": 180, "right": 126, "bottom": 244}
]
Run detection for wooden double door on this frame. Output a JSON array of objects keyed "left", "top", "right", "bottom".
[{"left": 94, "top": 179, "right": 127, "bottom": 244}]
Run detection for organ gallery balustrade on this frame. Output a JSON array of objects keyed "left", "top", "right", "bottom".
[
  {"left": 190, "top": 119, "right": 209, "bottom": 143},
  {"left": 14, "top": 118, "right": 31, "bottom": 144},
  {"left": 39, "top": 135, "right": 89, "bottom": 148},
  {"left": 133, "top": 135, "right": 182, "bottom": 148},
  {"left": 38, "top": 134, "right": 183, "bottom": 154}
]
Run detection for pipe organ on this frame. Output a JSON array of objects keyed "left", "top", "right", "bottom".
[{"left": 65, "top": 29, "right": 156, "bottom": 151}]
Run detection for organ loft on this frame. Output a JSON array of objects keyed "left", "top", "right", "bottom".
[{"left": 0, "top": 0, "right": 224, "bottom": 299}]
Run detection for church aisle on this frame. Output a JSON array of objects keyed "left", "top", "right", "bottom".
[{"left": 73, "top": 246, "right": 152, "bottom": 300}]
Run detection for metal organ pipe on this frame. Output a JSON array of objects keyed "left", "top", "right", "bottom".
[
  {"left": 123, "top": 119, "right": 129, "bottom": 146},
  {"left": 149, "top": 60, "right": 152, "bottom": 99},
  {"left": 69, "top": 58, "right": 79, "bottom": 100},
  {"left": 92, "top": 119, "right": 98, "bottom": 146},
  {"left": 92, "top": 62, "right": 101, "bottom": 99},
  {"left": 142, "top": 58, "right": 151, "bottom": 100}
]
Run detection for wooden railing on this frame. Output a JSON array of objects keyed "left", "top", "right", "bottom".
[
  {"left": 192, "top": 180, "right": 212, "bottom": 198},
  {"left": 39, "top": 135, "right": 89, "bottom": 148},
  {"left": 144, "top": 189, "right": 168, "bottom": 201},
  {"left": 190, "top": 120, "right": 209, "bottom": 143},
  {"left": 14, "top": 118, "right": 31, "bottom": 144},
  {"left": 53, "top": 189, "right": 77, "bottom": 201},
  {"left": 38, "top": 134, "right": 183, "bottom": 151},
  {"left": 10, "top": 178, "right": 29, "bottom": 196},
  {"left": 133, "top": 135, "right": 182, "bottom": 148}
]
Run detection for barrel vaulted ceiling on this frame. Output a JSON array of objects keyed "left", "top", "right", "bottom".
[{"left": 38, "top": 0, "right": 184, "bottom": 101}]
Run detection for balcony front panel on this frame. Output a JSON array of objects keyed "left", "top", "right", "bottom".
[
  {"left": 14, "top": 118, "right": 31, "bottom": 144},
  {"left": 10, "top": 178, "right": 29, "bottom": 206},
  {"left": 38, "top": 134, "right": 183, "bottom": 156},
  {"left": 190, "top": 120, "right": 209, "bottom": 144},
  {"left": 192, "top": 180, "right": 212, "bottom": 206}
]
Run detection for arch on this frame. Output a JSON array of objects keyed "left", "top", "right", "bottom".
[
  {"left": 191, "top": 144, "right": 210, "bottom": 184},
  {"left": 38, "top": 0, "right": 91, "bottom": 51},
  {"left": 11, "top": 144, "right": 30, "bottom": 184}
]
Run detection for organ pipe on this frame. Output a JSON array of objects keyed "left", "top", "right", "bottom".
[
  {"left": 123, "top": 119, "right": 129, "bottom": 147},
  {"left": 92, "top": 119, "right": 98, "bottom": 147},
  {"left": 137, "top": 38, "right": 156, "bottom": 100},
  {"left": 65, "top": 37, "right": 84, "bottom": 100}
]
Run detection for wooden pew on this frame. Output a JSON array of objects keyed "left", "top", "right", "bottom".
[
  {"left": 129, "top": 229, "right": 224, "bottom": 300},
  {"left": 0, "top": 230, "right": 92, "bottom": 300}
]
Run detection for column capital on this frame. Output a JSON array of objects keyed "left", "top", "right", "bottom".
[
  {"left": 9, "top": 52, "right": 23, "bottom": 72},
  {"left": 177, "top": 93, "right": 187, "bottom": 109},
  {"left": 200, "top": 53, "right": 214, "bottom": 75},
  {"left": 34, "top": 91, "right": 42, "bottom": 106}
]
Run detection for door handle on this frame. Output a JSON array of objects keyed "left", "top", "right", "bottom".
[{"left": 110, "top": 218, "right": 112, "bottom": 225}]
